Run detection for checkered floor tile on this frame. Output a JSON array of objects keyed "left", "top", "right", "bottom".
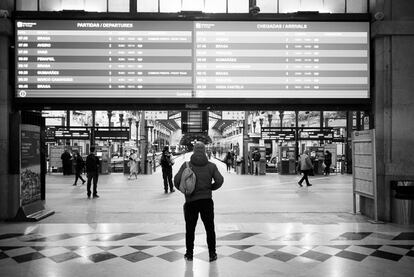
[
  {"left": 0, "top": 244, "right": 412, "bottom": 264},
  {"left": 1, "top": 231, "right": 414, "bottom": 265}
]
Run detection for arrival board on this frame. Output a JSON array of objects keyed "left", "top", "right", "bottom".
[{"left": 16, "top": 20, "right": 369, "bottom": 99}]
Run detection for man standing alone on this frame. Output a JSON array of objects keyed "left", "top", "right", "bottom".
[
  {"left": 174, "top": 142, "right": 224, "bottom": 262},
  {"left": 252, "top": 148, "right": 261, "bottom": 175},
  {"left": 85, "top": 146, "right": 100, "bottom": 199},
  {"left": 160, "top": 146, "right": 175, "bottom": 193}
]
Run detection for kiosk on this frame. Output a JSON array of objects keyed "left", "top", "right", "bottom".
[
  {"left": 278, "top": 146, "right": 296, "bottom": 175},
  {"left": 308, "top": 146, "right": 325, "bottom": 175},
  {"left": 95, "top": 146, "right": 110, "bottom": 174}
]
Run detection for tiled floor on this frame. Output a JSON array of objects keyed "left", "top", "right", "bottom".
[
  {"left": 1, "top": 154, "right": 413, "bottom": 276},
  {"left": 1, "top": 226, "right": 414, "bottom": 276}
]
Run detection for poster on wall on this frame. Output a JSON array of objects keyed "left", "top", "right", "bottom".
[{"left": 20, "top": 124, "right": 41, "bottom": 206}]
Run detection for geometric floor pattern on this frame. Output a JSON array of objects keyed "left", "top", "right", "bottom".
[
  {"left": 1, "top": 232, "right": 414, "bottom": 265},
  {"left": 1, "top": 244, "right": 414, "bottom": 264}
]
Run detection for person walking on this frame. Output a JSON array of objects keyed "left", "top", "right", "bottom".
[
  {"left": 324, "top": 150, "right": 332, "bottom": 175},
  {"left": 85, "top": 146, "right": 100, "bottom": 199},
  {"left": 160, "top": 146, "right": 175, "bottom": 193},
  {"left": 61, "top": 149, "right": 72, "bottom": 175},
  {"left": 298, "top": 150, "right": 313, "bottom": 187},
  {"left": 128, "top": 149, "right": 139, "bottom": 180},
  {"left": 174, "top": 142, "right": 224, "bottom": 263},
  {"left": 72, "top": 152, "right": 86, "bottom": 186},
  {"left": 225, "top": 151, "right": 232, "bottom": 173}
]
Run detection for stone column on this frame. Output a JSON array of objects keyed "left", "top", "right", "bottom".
[
  {"left": 107, "top": 110, "right": 112, "bottom": 130},
  {"left": 128, "top": 117, "right": 133, "bottom": 140},
  {"left": 0, "top": 1, "right": 15, "bottom": 220},
  {"left": 135, "top": 120, "right": 139, "bottom": 148},
  {"left": 279, "top": 111, "right": 284, "bottom": 130},
  {"left": 370, "top": 0, "right": 414, "bottom": 221},
  {"left": 243, "top": 111, "right": 249, "bottom": 174}
]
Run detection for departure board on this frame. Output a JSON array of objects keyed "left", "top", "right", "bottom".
[
  {"left": 15, "top": 20, "right": 369, "bottom": 100},
  {"left": 194, "top": 21, "right": 369, "bottom": 98},
  {"left": 16, "top": 20, "right": 193, "bottom": 98}
]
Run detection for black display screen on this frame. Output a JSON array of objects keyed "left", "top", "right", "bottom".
[{"left": 15, "top": 20, "right": 369, "bottom": 100}]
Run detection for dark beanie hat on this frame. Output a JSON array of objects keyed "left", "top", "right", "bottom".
[{"left": 193, "top": 142, "right": 206, "bottom": 153}]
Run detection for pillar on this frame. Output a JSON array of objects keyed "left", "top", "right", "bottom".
[
  {"left": 295, "top": 111, "right": 299, "bottom": 158},
  {"left": 135, "top": 120, "right": 139, "bottom": 148},
  {"left": 370, "top": 0, "right": 414, "bottom": 221},
  {"left": 107, "top": 110, "right": 112, "bottom": 130},
  {"left": 128, "top": 117, "right": 133, "bottom": 140},
  {"left": 90, "top": 110, "right": 96, "bottom": 146},
  {"left": 0, "top": 0, "right": 15, "bottom": 220},
  {"left": 279, "top": 111, "right": 284, "bottom": 130},
  {"left": 243, "top": 111, "right": 249, "bottom": 174},
  {"left": 345, "top": 111, "right": 353, "bottom": 174}
]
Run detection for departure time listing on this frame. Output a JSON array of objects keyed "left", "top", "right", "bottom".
[
  {"left": 16, "top": 20, "right": 369, "bottom": 99},
  {"left": 16, "top": 20, "right": 193, "bottom": 98}
]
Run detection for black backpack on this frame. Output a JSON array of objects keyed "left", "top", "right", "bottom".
[{"left": 253, "top": 152, "right": 261, "bottom": 161}]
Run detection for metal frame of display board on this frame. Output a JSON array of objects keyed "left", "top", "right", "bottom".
[
  {"left": 13, "top": 12, "right": 371, "bottom": 111},
  {"left": 352, "top": 129, "right": 382, "bottom": 223}
]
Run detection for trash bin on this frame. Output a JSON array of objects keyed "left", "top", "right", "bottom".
[
  {"left": 391, "top": 181, "right": 414, "bottom": 224},
  {"left": 235, "top": 159, "right": 243, "bottom": 174}
]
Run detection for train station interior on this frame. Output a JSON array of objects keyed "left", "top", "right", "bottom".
[{"left": 1, "top": 0, "right": 414, "bottom": 276}]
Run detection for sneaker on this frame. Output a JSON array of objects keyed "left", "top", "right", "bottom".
[
  {"left": 170, "top": 189, "right": 175, "bottom": 193},
  {"left": 93, "top": 194, "right": 100, "bottom": 198},
  {"left": 184, "top": 254, "right": 193, "bottom": 261},
  {"left": 164, "top": 190, "right": 168, "bottom": 194},
  {"left": 306, "top": 184, "right": 312, "bottom": 187},
  {"left": 73, "top": 183, "right": 77, "bottom": 186},
  {"left": 87, "top": 195, "right": 91, "bottom": 199},
  {"left": 297, "top": 182, "right": 303, "bottom": 187},
  {"left": 209, "top": 253, "right": 217, "bottom": 262}
]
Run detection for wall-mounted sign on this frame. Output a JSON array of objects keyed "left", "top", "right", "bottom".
[
  {"left": 45, "top": 128, "right": 90, "bottom": 140},
  {"left": 299, "top": 130, "right": 334, "bottom": 140},
  {"left": 262, "top": 130, "right": 296, "bottom": 141},
  {"left": 95, "top": 130, "right": 129, "bottom": 140},
  {"left": 222, "top": 111, "right": 245, "bottom": 120},
  {"left": 16, "top": 20, "right": 369, "bottom": 101},
  {"left": 144, "top": 111, "right": 168, "bottom": 120}
]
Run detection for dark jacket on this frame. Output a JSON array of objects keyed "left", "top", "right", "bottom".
[
  {"left": 160, "top": 152, "right": 173, "bottom": 171},
  {"left": 324, "top": 152, "right": 332, "bottom": 167},
  {"left": 85, "top": 153, "right": 99, "bottom": 173},
  {"left": 74, "top": 155, "right": 85, "bottom": 172},
  {"left": 61, "top": 151, "right": 72, "bottom": 165},
  {"left": 174, "top": 151, "right": 223, "bottom": 203}
]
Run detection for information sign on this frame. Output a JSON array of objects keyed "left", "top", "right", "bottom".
[{"left": 16, "top": 20, "right": 369, "bottom": 100}]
